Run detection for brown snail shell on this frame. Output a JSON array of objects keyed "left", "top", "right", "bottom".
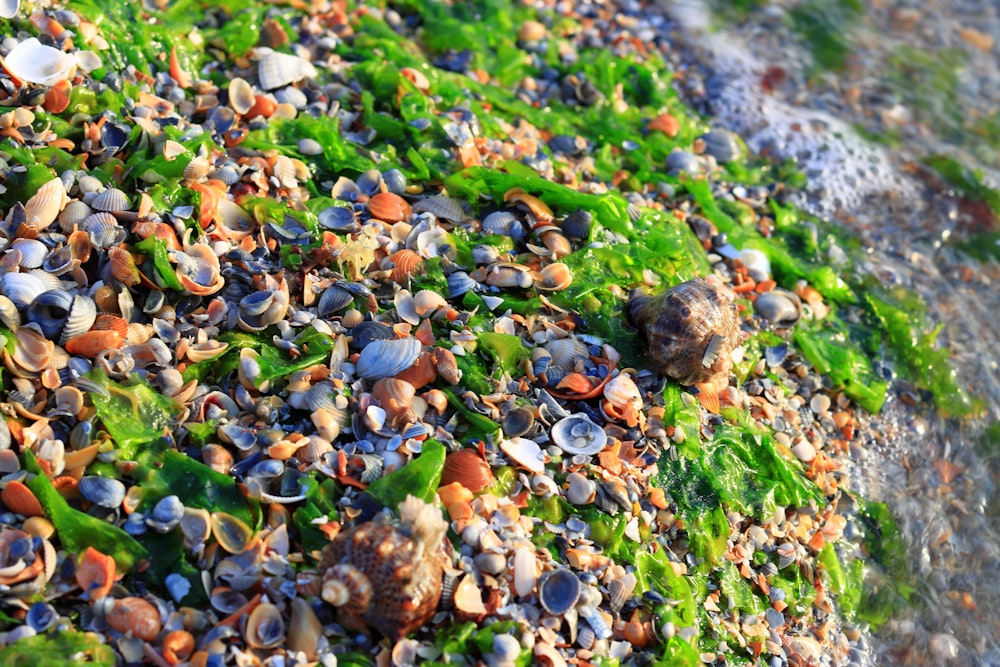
[{"left": 627, "top": 277, "right": 739, "bottom": 386}]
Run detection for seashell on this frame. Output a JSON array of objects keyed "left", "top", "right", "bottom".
[
  {"left": 25, "top": 602, "right": 57, "bottom": 633},
  {"left": 550, "top": 414, "right": 607, "bottom": 455},
  {"left": 245, "top": 602, "right": 285, "bottom": 649},
  {"left": 287, "top": 597, "right": 323, "bottom": 660},
  {"left": 0, "top": 295, "right": 20, "bottom": 330},
  {"left": 57, "top": 200, "right": 93, "bottom": 233},
  {"left": 211, "top": 511, "right": 254, "bottom": 554},
  {"left": 699, "top": 129, "right": 742, "bottom": 163},
  {"left": 320, "top": 495, "right": 449, "bottom": 641},
  {"left": 538, "top": 568, "right": 580, "bottom": 615},
  {"left": 59, "top": 295, "right": 97, "bottom": 344},
  {"left": 565, "top": 472, "right": 597, "bottom": 505},
  {"left": 161, "top": 630, "right": 196, "bottom": 665},
  {"left": 217, "top": 199, "right": 255, "bottom": 240},
  {"left": 512, "top": 546, "right": 537, "bottom": 597},
  {"left": 501, "top": 406, "right": 535, "bottom": 438},
  {"left": 178, "top": 507, "right": 211, "bottom": 551},
  {"left": 10, "top": 238, "right": 46, "bottom": 269},
  {"left": 90, "top": 187, "right": 130, "bottom": 212},
  {"left": 603, "top": 374, "right": 643, "bottom": 410},
  {"left": 81, "top": 212, "right": 126, "bottom": 248},
  {"left": 367, "top": 192, "right": 411, "bottom": 223},
  {"left": 174, "top": 243, "right": 225, "bottom": 297},
  {"left": 453, "top": 574, "right": 487, "bottom": 615},
  {"left": 4, "top": 38, "right": 76, "bottom": 86},
  {"left": 355, "top": 169, "right": 383, "bottom": 196},
  {"left": 370, "top": 377, "right": 417, "bottom": 428},
  {"left": 536, "top": 262, "right": 573, "bottom": 291},
  {"left": 183, "top": 156, "right": 210, "bottom": 181},
  {"left": 25, "top": 290, "right": 73, "bottom": 339},
  {"left": 65, "top": 329, "right": 124, "bottom": 358},
  {"left": 238, "top": 288, "right": 288, "bottom": 331},
  {"left": 0, "top": 0, "right": 18, "bottom": 19},
  {"left": 78, "top": 476, "right": 127, "bottom": 509},
  {"left": 229, "top": 77, "right": 255, "bottom": 114},
  {"left": 1, "top": 480, "right": 44, "bottom": 517},
  {"left": 627, "top": 278, "right": 739, "bottom": 386},
  {"left": 665, "top": 150, "right": 701, "bottom": 176},
  {"left": 481, "top": 210, "right": 524, "bottom": 239},
  {"left": 317, "top": 205, "right": 358, "bottom": 231},
  {"left": 504, "top": 188, "right": 553, "bottom": 223},
  {"left": 412, "top": 195, "right": 465, "bottom": 222},
  {"left": 447, "top": 271, "right": 480, "bottom": 298},
  {"left": 608, "top": 573, "right": 637, "bottom": 613},
  {"left": 75, "top": 546, "right": 117, "bottom": 600},
  {"left": 10, "top": 325, "right": 54, "bottom": 374},
  {"left": 106, "top": 597, "right": 162, "bottom": 641},
  {"left": 561, "top": 209, "right": 593, "bottom": 240},
  {"left": 2, "top": 270, "right": 46, "bottom": 309},
  {"left": 146, "top": 495, "right": 184, "bottom": 533},
  {"left": 546, "top": 337, "right": 589, "bottom": 372},
  {"left": 355, "top": 336, "right": 421, "bottom": 380},
  {"left": 183, "top": 340, "right": 229, "bottom": 363},
  {"left": 387, "top": 249, "right": 423, "bottom": 284},
  {"left": 41, "top": 245, "right": 75, "bottom": 275},
  {"left": 500, "top": 437, "right": 545, "bottom": 473},
  {"left": 440, "top": 448, "right": 494, "bottom": 494},
  {"left": 753, "top": 289, "right": 802, "bottom": 327},
  {"left": 257, "top": 49, "right": 317, "bottom": 90},
  {"left": 107, "top": 246, "right": 140, "bottom": 286}
]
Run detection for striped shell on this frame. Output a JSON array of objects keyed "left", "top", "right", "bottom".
[
  {"left": 628, "top": 277, "right": 739, "bottom": 386},
  {"left": 367, "top": 192, "right": 411, "bottom": 223},
  {"left": 90, "top": 187, "right": 130, "bottom": 212},
  {"left": 412, "top": 195, "right": 465, "bottom": 222},
  {"left": 257, "top": 50, "right": 317, "bottom": 90},
  {"left": 355, "top": 337, "right": 422, "bottom": 380},
  {"left": 11, "top": 239, "right": 47, "bottom": 269},
  {"left": 22, "top": 177, "right": 68, "bottom": 232}
]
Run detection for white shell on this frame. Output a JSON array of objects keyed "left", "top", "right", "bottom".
[
  {"left": 500, "top": 437, "right": 545, "bottom": 473},
  {"left": 1, "top": 272, "right": 46, "bottom": 309},
  {"left": 90, "top": 187, "right": 130, "bottom": 212},
  {"left": 550, "top": 414, "right": 607, "bottom": 455},
  {"left": 257, "top": 49, "right": 317, "bottom": 90},
  {"left": 4, "top": 38, "right": 75, "bottom": 86},
  {"left": 512, "top": 546, "right": 537, "bottom": 597},
  {"left": 603, "top": 373, "right": 643, "bottom": 409},
  {"left": 355, "top": 337, "right": 421, "bottom": 380},
  {"left": 22, "top": 177, "right": 68, "bottom": 232},
  {"left": 0, "top": 0, "right": 18, "bottom": 19},
  {"left": 10, "top": 238, "right": 47, "bottom": 269},
  {"left": 229, "top": 77, "right": 256, "bottom": 114}
]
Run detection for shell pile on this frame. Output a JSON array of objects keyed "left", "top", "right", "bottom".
[{"left": 0, "top": 0, "right": 935, "bottom": 666}]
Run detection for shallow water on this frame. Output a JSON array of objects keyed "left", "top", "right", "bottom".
[{"left": 657, "top": 0, "right": 1000, "bottom": 663}]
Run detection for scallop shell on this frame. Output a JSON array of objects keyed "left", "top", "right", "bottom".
[
  {"left": 90, "top": 187, "right": 130, "bottom": 212},
  {"left": 440, "top": 448, "right": 494, "bottom": 494},
  {"left": 550, "top": 414, "right": 607, "bottom": 455},
  {"left": 603, "top": 374, "right": 643, "bottom": 410},
  {"left": 4, "top": 38, "right": 75, "bottom": 86},
  {"left": 387, "top": 249, "right": 423, "bottom": 284},
  {"left": 257, "top": 49, "right": 317, "bottom": 90},
  {"left": 447, "top": 271, "right": 480, "bottom": 298},
  {"left": 81, "top": 212, "right": 126, "bottom": 248},
  {"left": 628, "top": 278, "right": 739, "bottom": 386},
  {"left": 412, "top": 195, "right": 465, "bottom": 222},
  {"left": 545, "top": 337, "right": 589, "bottom": 372},
  {"left": 107, "top": 246, "right": 140, "bottom": 286},
  {"left": 481, "top": 210, "right": 524, "bottom": 239},
  {"left": 561, "top": 209, "right": 593, "bottom": 240},
  {"left": 10, "top": 239, "right": 46, "bottom": 269},
  {"left": 59, "top": 295, "right": 97, "bottom": 344},
  {"left": 355, "top": 337, "right": 421, "bottom": 380},
  {"left": 22, "top": 177, "right": 68, "bottom": 232},
  {"left": 78, "top": 476, "right": 126, "bottom": 509}
]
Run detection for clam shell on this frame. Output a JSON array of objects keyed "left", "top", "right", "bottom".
[
  {"left": 538, "top": 568, "right": 580, "bottom": 615},
  {"left": 355, "top": 337, "right": 421, "bottom": 380},
  {"left": 146, "top": 495, "right": 184, "bottom": 533},
  {"left": 81, "top": 212, "right": 126, "bottom": 248},
  {"left": 512, "top": 546, "right": 537, "bottom": 597},
  {"left": 10, "top": 239, "right": 46, "bottom": 269},
  {"left": 500, "top": 437, "right": 545, "bottom": 473},
  {"left": 316, "top": 282, "right": 354, "bottom": 316},
  {"left": 561, "top": 209, "right": 593, "bottom": 240},
  {"left": 564, "top": 472, "right": 596, "bottom": 505},
  {"left": 447, "top": 271, "right": 480, "bottom": 298},
  {"left": 287, "top": 597, "right": 322, "bottom": 660},
  {"left": 412, "top": 195, "right": 465, "bottom": 222},
  {"left": 536, "top": 262, "right": 573, "bottom": 291},
  {"left": 440, "top": 448, "right": 494, "bottom": 494},
  {"left": 550, "top": 414, "right": 607, "bottom": 456},
  {"left": 0, "top": 0, "right": 18, "bottom": 19},
  {"left": 90, "top": 187, "right": 130, "bottom": 212},
  {"left": 257, "top": 50, "right": 317, "bottom": 90},
  {"left": 367, "top": 192, "right": 411, "bottom": 223},
  {"left": 4, "top": 38, "right": 75, "bottom": 86},
  {"left": 603, "top": 373, "right": 642, "bottom": 409},
  {"left": 229, "top": 77, "right": 255, "bottom": 114},
  {"left": 107, "top": 597, "right": 162, "bottom": 641},
  {"left": 22, "top": 177, "right": 68, "bottom": 232},
  {"left": 11, "top": 325, "right": 54, "bottom": 374},
  {"left": 2, "top": 272, "right": 46, "bottom": 309},
  {"left": 753, "top": 289, "right": 802, "bottom": 327},
  {"left": 546, "top": 337, "right": 589, "bottom": 372},
  {"left": 317, "top": 205, "right": 358, "bottom": 232},
  {"left": 25, "top": 290, "right": 73, "bottom": 339},
  {"left": 59, "top": 295, "right": 97, "bottom": 344},
  {"left": 481, "top": 210, "right": 523, "bottom": 239},
  {"left": 78, "top": 476, "right": 126, "bottom": 509}
]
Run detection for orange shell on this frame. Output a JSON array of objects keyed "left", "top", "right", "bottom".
[
  {"left": 1, "top": 480, "right": 44, "bottom": 517},
  {"left": 370, "top": 377, "right": 417, "bottom": 428},
  {"left": 107, "top": 246, "right": 141, "bottom": 287},
  {"left": 394, "top": 351, "right": 437, "bottom": 389},
  {"left": 43, "top": 79, "right": 72, "bottom": 114},
  {"left": 107, "top": 596, "right": 162, "bottom": 641},
  {"left": 388, "top": 249, "right": 423, "bottom": 283},
  {"left": 162, "top": 630, "right": 196, "bottom": 665},
  {"left": 367, "top": 192, "right": 411, "bottom": 223},
  {"left": 64, "top": 329, "right": 124, "bottom": 357},
  {"left": 648, "top": 112, "right": 680, "bottom": 137},
  {"left": 91, "top": 313, "right": 130, "bottom": 340},
  {"left": 440, "top": 448, "right": 494, "bottom": 494},
  {"left": 75, "top": 546, "right": 118, "bottom": 600}
]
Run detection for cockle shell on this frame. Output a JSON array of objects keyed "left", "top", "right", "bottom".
[
  {"left": 627, "top": 277, "right": 739, "bottom": 386},
  {"left": 355, "top": 337, "right": 421, "bottom": 380},
  {"left": 320, "top": 495, "right": 449, "bottom": 641},
  {"left": 2, "top": 272, "right": 46, "bottom": 309},
  {"left": 412, "top": 195, "right": 465, "bottom": 222},
  {"left": 21, "top": 177, "right": 68, "bottom": 232},
  {"left": 90, "top": 187, "right": 130, "bottom": 212},
  {"left": 4, "top": 38, "right": 76, "bottom": 86},
  {"left": 10, "top": 238, "right": 46, "bottom": 269},
  {"left": 440, "top": 448, "right": 494, "bottom": 494},
  {"left": 367, "top": 192, "right": 411, "bottom": 223}
]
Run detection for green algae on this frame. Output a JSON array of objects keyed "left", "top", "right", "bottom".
[{"left": 0, "top": 630, "right": 114, "bottom": 667}]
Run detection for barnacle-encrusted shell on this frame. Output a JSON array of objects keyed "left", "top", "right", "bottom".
[
  {"left": 320, "top": 495, "right": 449, "bottom": 641},
  {"left": 627, "top": 277, "right": 739, "bottom": 386}
]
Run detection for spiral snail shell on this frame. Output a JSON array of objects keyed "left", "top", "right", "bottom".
[{"left": 627, "top": 277, "right": 739, "bottom": 386}]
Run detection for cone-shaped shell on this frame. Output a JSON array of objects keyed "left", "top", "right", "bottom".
[{"left": 628, "top": 278, "right": 739, "bottom": 386}]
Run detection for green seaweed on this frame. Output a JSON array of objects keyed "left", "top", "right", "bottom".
[
  {"left": 0, "top": 630, "right": 115, "bottom": 667},
  {"left": 793, "top": 319, "right": 888, "bottom": 414},
  {"left": 87, "top": 371, "right": 180, "bottom": 458},
  {"left": 134, "top": 235, "right": 185, "bottom": 291},
  {"left": 293, "top": 477, "right": 341, "bottom": 552},
  {"left": 365, "top": 439, "right": 446, "bottom": 508}
]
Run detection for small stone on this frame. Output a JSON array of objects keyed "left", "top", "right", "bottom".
[
  {"left": 960, "top": 27, "right": 994, "bottom": 52},
  {"left": 518, "top": 20, "right": 546, "bottom": 42}
]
